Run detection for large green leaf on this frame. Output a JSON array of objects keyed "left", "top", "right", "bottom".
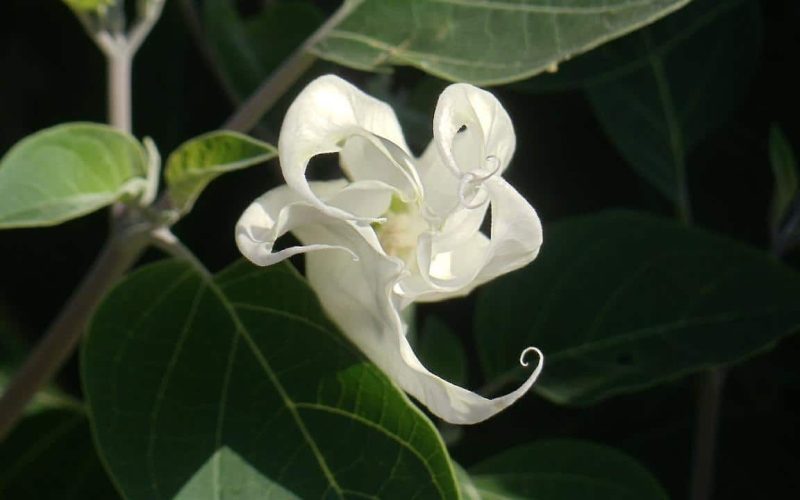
[
  {"left": 0, "top": 123, "right": 148, "bottom": 229},
  {"left": 0, "top": 408, "right": 119, "bottom": 499},
  {"left": 164, "top": 131, "right": 276, "bottom": 213},
  {"left": 582, "top": 0, "right": 761, "bottom": 202},
  {"left": 83, "top": 260, "right": 458, "bottom": 499},
  {"left": 469, "top": 440, "right": 669, "bottom": 499},
  {"left": 476, "top": 210, "right": 800, "bottom": 405},
  {"left": 311, "top": 0, "right": 691, "bottom": 86},
  {"left": 203, "top": 0, "right": 324, "bottom": 99}
]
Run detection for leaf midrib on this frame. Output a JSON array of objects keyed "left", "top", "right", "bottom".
[
  {"left": 202, "top": 276, "right": 346, "bottom": 498},
  {"left": 146, "top": 282, "right": 207, "bottom": 498},
  {"left": 490, "top": 304, "right": 800, "bottom": 392},
  {"left": 216, "top": 272, "right": 452, "bottom": 500}
]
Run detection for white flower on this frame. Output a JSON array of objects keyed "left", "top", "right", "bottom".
[{"left": 236, "top": 75, "right": 543, "bottom": 425}]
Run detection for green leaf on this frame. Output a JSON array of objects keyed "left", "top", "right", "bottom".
[
  {"left": 582, "top": 0, "right": 761, "bottom": 202},
  {"left": 164, "top": 131, "right": 276, "bottom": 213},
  {"left": 0, "top": 408, "right": 119, "bottom": 499},
  {"left": 83, "top": 260, "right": 459, "bottom": 499},
  {"left": 453, "top": 462, "right": 481, "bottom": 500},
  {"left": 0, "top": 123, "right": 148, "bottom": 229},
  {"left": 311, "top": 0, "right": 691, "bottom": 86},
  {"left": 476, "top": 210, "right": 800, "bottom": 405},
  {"left": 418, "top": 316, "right": 468, "bottom": 387},
  {"left": 203, "top": 0, "right": 324, "bottom": 99},
  {"left": 469, "top": 440, "right": 669, "bottom": 500},
  {"left": 769, "top": 125, "right": 799, "bottom": 233}
]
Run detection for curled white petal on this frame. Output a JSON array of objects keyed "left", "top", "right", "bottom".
[
  {"left": 236, "top": 180, "right": 394, "bottom": 267},
  {"left": 433, "top": 83, "right": 515, "bottom": 177},
  {"left": 279, "top": 75, "right": 420, "bottom": 222},
  {"left": 400, "top": 176, "right": 542, "bottom": 304},
  {"left": 305, "top": 226, "right": 544, "bottom": 425},
  {"left": 519, "top": 346, "right": 544, "bottom": 369}
]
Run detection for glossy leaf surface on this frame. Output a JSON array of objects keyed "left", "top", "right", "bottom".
[
  {"left": 83, "top": 260, "right": 458, "bottom": 499},
  {"left": 477, "top": 211, "right": 800, "bottom": 405}
]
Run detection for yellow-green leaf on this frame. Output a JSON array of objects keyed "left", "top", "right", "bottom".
[{"left": 164, "top": 131, "right": 276, "bottom": 214}]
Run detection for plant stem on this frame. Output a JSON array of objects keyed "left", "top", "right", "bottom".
[
  {"left": 689, "top": 367, "right": 727, "bottom": 500},
  {"left": 149, "top": 227, "right": 212, "bottom": 278},
  {"left": 223, "top": 0, "right": 363, "bottom": 132},
  {"left": 108, "top": 47, "right": 133, "bottom": 132},
  {"left": 129, "top": 0, "right": 167, "bottom": 54},
  {"left": 0, "top": 0, "right": 169, "bottom": 441},
  {"left": 0, "top": 227, "right": 150, "bottom": 441}
]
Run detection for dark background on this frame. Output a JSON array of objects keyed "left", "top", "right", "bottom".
[{"left": 1, "top": 1, "right": 798, "bottom": 498}]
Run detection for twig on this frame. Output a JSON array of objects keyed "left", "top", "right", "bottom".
[
  {"left": 223, "top": 0, "right": 364, "bottom": 132},
  {"left": 107, "top": 45, "right": 133, "bottom": 132},
  {"left": 128, "top": 0, "right": 167, "bottom": 54},
  {"left": 149, "top": 227, "right": 212, "bottom": 278},
  {"left": 689, "top": 368, "right": 727, "bottom": 500},
  {"left": 0, "top": 0, "right": 169, "bottom": 441}
]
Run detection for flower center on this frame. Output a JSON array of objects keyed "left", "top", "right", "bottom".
[{"left": 374, "top": 197, "right": 428, "bottom": 264}]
